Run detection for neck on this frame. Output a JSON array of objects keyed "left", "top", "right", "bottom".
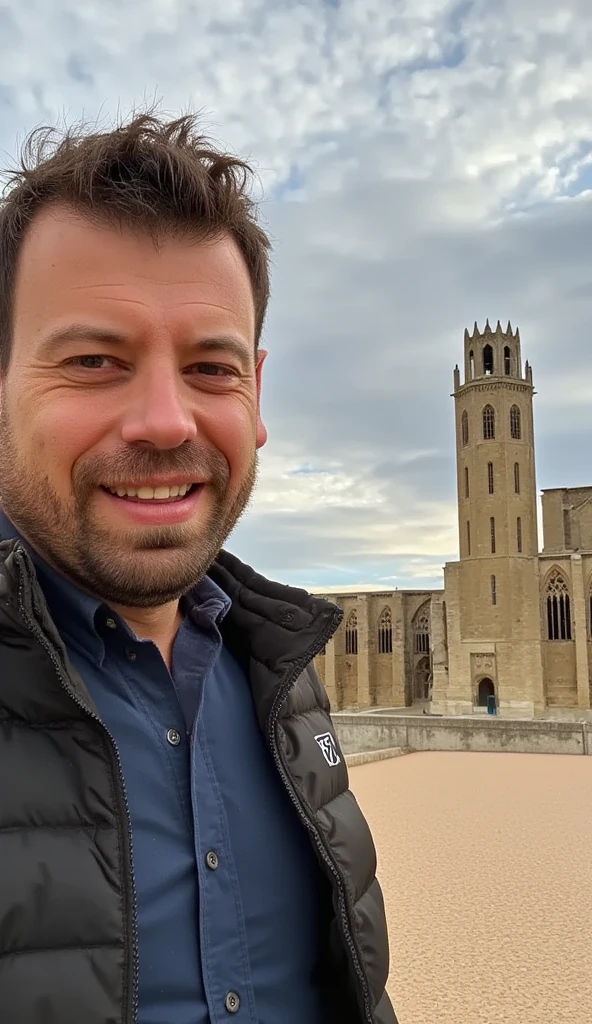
[{"left": 108, "top": 599, "right": 183, "bottom": 670}]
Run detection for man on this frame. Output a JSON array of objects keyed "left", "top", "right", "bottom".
[{"left": 0, "top": 113, "right": 396, "bottom": 1024}]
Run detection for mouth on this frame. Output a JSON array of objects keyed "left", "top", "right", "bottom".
[{"left": 101, "top": 482, "right": 201, "bottom": 503}]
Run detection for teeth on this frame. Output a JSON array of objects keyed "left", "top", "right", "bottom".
[{"left": 107, "top": 484, "right": 194, "bottom": 500}]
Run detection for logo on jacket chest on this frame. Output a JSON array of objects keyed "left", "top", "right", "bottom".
[{"left": 314, "top": 732, "right": 341, "bottom": 767}]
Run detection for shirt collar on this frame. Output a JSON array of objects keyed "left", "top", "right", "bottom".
[{"left": 0, "top": 508, "right": 231, "bottom": 665}]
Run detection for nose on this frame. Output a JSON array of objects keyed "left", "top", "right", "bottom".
[{"left": 120, "top": 366, "right": 198, "bottom": 450}]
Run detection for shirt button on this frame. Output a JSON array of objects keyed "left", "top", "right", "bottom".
[
  {"left": 105, "top": 617, "right": 117, "bottom": 629},
  {"left": 225, "top": 992, "right": 240, "bottom": 1013},
  {"left": 126, "top": 648, "right": 137, "bottom": 661},
  {"left": 206, "top": 851, "right": 219, "bottom": 870},
  {"left": 166, "top": 728, "right": 182, "bottom": 746}
]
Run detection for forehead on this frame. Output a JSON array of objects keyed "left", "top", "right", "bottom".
[{"left": 13, "top": 206, "right": 255, "bottom": 346}]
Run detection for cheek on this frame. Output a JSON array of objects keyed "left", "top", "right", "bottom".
[
  {"left": 20, "top": 402, "right": 105, "bottom": 490},
  {"left": 204, "top": 403, "right": 257, "bottom": 475}
]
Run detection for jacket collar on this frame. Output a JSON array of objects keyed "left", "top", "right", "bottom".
[{"left": 0, "top": 536, "right": 342, "bottom": 683}]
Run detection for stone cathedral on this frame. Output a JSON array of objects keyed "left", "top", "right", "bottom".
[{"left": 315, "top": 321, "right": 592, "bottom": 719}]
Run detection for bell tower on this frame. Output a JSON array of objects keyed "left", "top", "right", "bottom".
[
  {"left": 432, "top": 320, "right": 545, "bottom": 718},
  {"left": 453, "top": 318, "right": 538, "bottom": 561}
]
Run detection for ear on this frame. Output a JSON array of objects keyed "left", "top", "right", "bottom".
[{"left": 255, "top": 348, "right": 268, "bottom": 449}]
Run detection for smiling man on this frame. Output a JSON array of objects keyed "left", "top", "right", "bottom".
[{"left": 0, "top": 114, "right": 396, "bottom": 1024}]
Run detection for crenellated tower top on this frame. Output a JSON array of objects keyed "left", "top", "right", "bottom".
[{"left": 453, "top": 319, "right": 533, "bottom": 391}]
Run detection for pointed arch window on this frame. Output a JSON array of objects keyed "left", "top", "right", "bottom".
[
  {"left": 483, "top": 344, "right": 494, "bottom": 375},
  {"left": 464, "top": 466, "right": 469, "bottom": 498},
  {"left": 487, "top": 462, "right": 494, "bottom": 494},
  {"left": 517, "top": 517, "right": 522, "bottom": 553},
  {"left": 546, "top": 572, "right": 572, "bottom": 641},
  {"left": 510, "top": 405, "right": 521, "bottom": 440},
  {"left": 504, "top": 346, "right": 511, "bottom": 375},
  {"left": 461, "top": 410, "right": 469, "bottom": 446},
  {"left": 345, "top": 610, "right": 358, "bottom": 655},
  {"left": 483, "top": 405, "right": 495, "bottom": 440},
  {"left": 378, "top": 607, "right": 393, "bottom": 654},
  {"left": 414, "top": 610, "right": 430, "bottom": 654},
  {"left": 514, "top": 462, "right": 520, "bottom": 494},
  {"left": 469, "top": 350, "right": 475, "bottom": 379}
]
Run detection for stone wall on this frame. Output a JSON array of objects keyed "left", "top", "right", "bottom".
[{"left": 334, "top": 712, "right": 592, "bottom": 756}]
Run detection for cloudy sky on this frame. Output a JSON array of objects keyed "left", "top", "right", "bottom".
[{"left": 2, "top": 0, "right": 592, "bottom": 591}]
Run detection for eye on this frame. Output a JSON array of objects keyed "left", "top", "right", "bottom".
[
  {"left": 190, "top": 363, "right": 237, "bottom": 377},
  {"left": 66, "top": 355, "right": 117, "bottom": 369}
]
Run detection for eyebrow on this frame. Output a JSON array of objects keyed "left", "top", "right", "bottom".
[{"left": 37, "top": 323, "right": 254, "bottom": 369}]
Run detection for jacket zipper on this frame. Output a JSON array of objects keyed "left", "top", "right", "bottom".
[
  {"left": 267, "top": 612, "right": 374, "bottom": 1024},
  {"left": 15, "top": 552, "right": 139, "bottom": 1024}
]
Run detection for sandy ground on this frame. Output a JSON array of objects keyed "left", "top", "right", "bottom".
[{"left": 349, "top": 751, "right": 592, "bottom": 1024}]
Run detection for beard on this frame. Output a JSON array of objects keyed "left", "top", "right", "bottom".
[{"left": 0, "top": 413, "right": 258, "bottom": 608}]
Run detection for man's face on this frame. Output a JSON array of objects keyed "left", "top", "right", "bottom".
[{"left": 0, "top": 206, "right": 267, "bottom": 607}]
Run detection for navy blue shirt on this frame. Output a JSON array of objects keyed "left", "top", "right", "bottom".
[{"left": 0, "top": 512, "right": 326, "bottom": 1024}]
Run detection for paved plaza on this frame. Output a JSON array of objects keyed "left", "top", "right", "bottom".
[{"left": 349, "top": 751, "right": 592, "bottom": 1024}]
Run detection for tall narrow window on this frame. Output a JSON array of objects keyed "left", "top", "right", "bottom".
[
  {"left": 461, "top": 410, "right": 469, "bottom": 446},
  {"left": 483, "top": 344, "right": 494, "bottom": 375},
  {"left": 467, "top": 521, "right": 471, "bottom": 556},
  {"left": 345, "top": 610, "right": 358, "bottom": 655},
  {"left": 378, "top": 608, "right": 393, "bottom": 654},
  {"left": 510, "top": 405, "right": 521, "bottom": 440},
  {"left": 504, "top": 345, "right": 511, "bottom": 375},
  {"left": 469, "top": 350, "right": 475, "bottom": 379},
  {"left": 546, "top": 572, "right": 572, "bottom": 641},
  {"left": 483, "top": 405, "right": 495, "bottom": 439},
  {"left": 414, "top": 610, "right": 430, "bottom": 654},
  {"left": 464, "top": 466, "right": 469, "bottom": 498},
  {"left": 487, "top": 462, "right": 494, "bottom": 494},
  {"left": 514, "top": 462, "right": 520, "bottom": 494},
  {"left": 490, "top": 517, "right": 496, "bottom": 554},
  {"left": 491, "top": 574, "right": 497, "bottom": 605},
  {"left": 517, "top": 517, "right": 522, "bottom": 553}
]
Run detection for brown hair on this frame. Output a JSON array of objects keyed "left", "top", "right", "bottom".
[{"left": 0, "top": 111, "right": 271, "bottom": 370}]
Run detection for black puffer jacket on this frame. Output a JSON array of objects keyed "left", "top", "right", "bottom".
[{"left": 0, "top": 539, "right": 397, "bottom": 1024}]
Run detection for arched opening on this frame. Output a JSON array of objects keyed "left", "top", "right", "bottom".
[
  {"left": 461, "top": 410, "right": 469, "bottom": 446},
  {"left": 478, "top": 677, "right": 495, "bottom": 707},
  {"left": 504, "top": 345, "right": 511, "bottom": 375},
  {"left": 510, "top": 405, "right": 521, "bottom": 440},
  {"left": 414, "top": 610, "right": 430, "bottom": 653},
  {"left": 483, "top": 404, "right": 495, "bottom": 439},
  {"left": 378, "top": 607, "right": 392, "bottom": 654},
  {"left": 415, "top": 656, "right": 432, "bottom": 701},
  {"left": 546, "top": 572, "right": 572, "bottom": 641},
  {"left": 469, "top": 350, "right": 475, "bottom": 379},
  {"left": 345, "top": 610, "right": 358, "bottom": 655},
  {"left": 483, "top": 344, "right": 494, "bottom": 375}
]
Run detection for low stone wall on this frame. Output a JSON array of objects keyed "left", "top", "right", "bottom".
[
  {"left": 345, "top": 746, "right": 409, "bottom": 767},
  {"left": 334, "top": 713, "right": 592, "bottom": 756}
]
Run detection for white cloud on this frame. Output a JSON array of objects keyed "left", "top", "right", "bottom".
[{"left": 2, "top": 0, "right": 592, "bottom": 587}]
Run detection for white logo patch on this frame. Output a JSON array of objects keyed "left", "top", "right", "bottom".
[{"left": 314, "top": 732, "right": 341, "bottom": 767}]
